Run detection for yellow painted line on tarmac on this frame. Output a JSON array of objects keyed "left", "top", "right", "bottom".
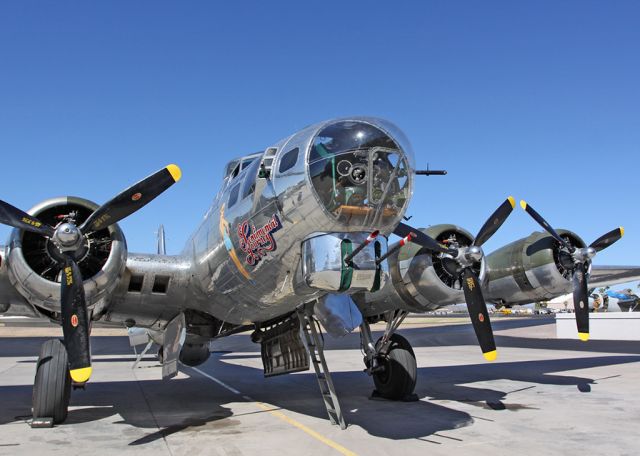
[
  {"left": 190, "top": 366, "right": 357, "bottom": 456},
  {"left": 254, "top": 402, "right": 357, "bottom": 456}
]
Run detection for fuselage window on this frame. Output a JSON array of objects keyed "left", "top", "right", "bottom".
[
  {"left": 243, "top": 177, "right": 255, "bottom": 199},
  {"left": 278, "top": 147, "right": 299, "bottom": 173},
  {"left": 228, "top": 184, "right": 240, "bottom": 208},
  {"left": 241, "top": 158, "right": 256, "bottom": 170},
  {"left": 242, "top": 157, "right": 261, "bottom": 199}
]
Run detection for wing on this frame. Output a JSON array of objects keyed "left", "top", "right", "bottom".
[{"left": 588, "top": 265, "right": 640, "bottom": 289}]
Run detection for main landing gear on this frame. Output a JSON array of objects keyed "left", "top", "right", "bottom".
[
  {"left": 360, "top": 310, "right": 418, "bottom": 401},
  {"left": 31, "top": 339, "right": 72, "bottom": 427}
]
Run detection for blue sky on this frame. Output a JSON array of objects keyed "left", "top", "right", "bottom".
[{"left": 1, "top": 2, "right": 639, "bottom": 284}]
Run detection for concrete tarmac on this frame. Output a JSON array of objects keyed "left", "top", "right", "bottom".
[{"left": 1, "top": 316, "right": 639, "bottom": 456}]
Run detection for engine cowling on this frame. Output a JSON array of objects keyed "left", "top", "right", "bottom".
[
  {"left": 484, "top": 229, "right": 587, "bottom": 306},
  {"left": 6, "top": 196, "right": 127, "bottom": 317},
  {"left": 358, "top": 224, "right": 484, "bottom": 314}
]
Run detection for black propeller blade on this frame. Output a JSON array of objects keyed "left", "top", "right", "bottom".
[
  {"left": 80, "top": 164, "right": 182, "bottom": 233},
  {"left": 520, "top": 200, "right": 625, "bottom": 341},
  {"left": 520, "top": 200, "right": 573, "bottom": 252},
  {"left": 590, "top": 227, "right": 624, "bottom": 252},
  {"left": 394, "top": 222, "right": 453, "bottom": 255},
  {"left": 572, "top": 262, "right": 590, "bottom": 341},
  {"left": 461, "top": 267, "right": 496, "bottom": 360},
  {"left": 0, "top": 200, "right": 54, "bottom": 237},
  {"left": 61, "top": 257, "right": 92, "bottom": 383},
  {"left": 0, "top": 164, "right": 182, "bottom": 383},
  {"left": 395, "top": 196, "right": 515, "bottom": 361},
  {"left": 473, "top": 196, "right": 515, "bottom": 247}
]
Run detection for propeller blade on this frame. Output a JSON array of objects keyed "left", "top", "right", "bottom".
[
  {"left": 461, "top": 267, "right": 497, "bottom": 361},
  {"left": 572, "top": 262, "right": 590, "bottom": 341},
  {"left": 0, "top": 200, "right": 54, "bottom": 237},
  {"left": 80, "top": 164, "right": 182, "bottom": 233},
  {"left": 394, "top": 222, "right": 453, "bottom": 255},
  {"left": 473, "top": 196, "right": 516, "bottom": 247},
  {"left": 60, "top": 257, "right": 92, "bottom": 383},
  {"left": 590, "top": 227, "right": 624, "bottom": 252},
  {"left": 520, "top": 200, "right": 573, "bottom": 252}
]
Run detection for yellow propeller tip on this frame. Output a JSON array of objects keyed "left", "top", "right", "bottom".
[
  {"left": 166, "top": 164, "right": 182, "bottom": 182},
  {"left": 519, "top": 200, "right": 527, "bottom": 210},
  {"left": 507, "top": 196, "right": 516, "bottom": 209},
  {"left": 620, "top": 226, "right": 625, "bottom": 237},
  {"left": 578, "top": 332, "right": 589, "bottom": 342},
  {"left": 483, "top": 350, "right": 498, "bottom": 361},
  {"left": 70, "top": 366, "right": 92, "bottom": 383}
]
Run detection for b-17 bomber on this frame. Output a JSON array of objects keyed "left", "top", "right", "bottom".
[{"left": 0, "top": 117, "right": 637, "bottom": 428}]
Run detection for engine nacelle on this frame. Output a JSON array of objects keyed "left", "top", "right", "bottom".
[
  {"left": 484, "top": 229, "right": 587, "bottom": 306},
  {"left": 6, "top": 196, "right": 127, "bottom": 317},
  {"left": 179, "top": 343, "right": 211, "bottom": 366},
  {"left": 358, "top": 224, "right": 484, "bottom": 315}
]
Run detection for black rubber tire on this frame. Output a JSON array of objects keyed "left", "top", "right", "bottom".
[
  {"left": 372, "top": 333, "right": 417, "bottom": 400},
  {"left": 32, "top": 339, "right": 71, "bottom": 424}
]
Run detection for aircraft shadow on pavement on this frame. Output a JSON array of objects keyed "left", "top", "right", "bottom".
[
  {"left": 1, "top": 322, "right": 639, "bottom": 443},
  {"left": 0, "top": 352, "right": 637, "bottom": 443},
  {"left": 200, "top": 352, "right": 639, "bottom": 440}
]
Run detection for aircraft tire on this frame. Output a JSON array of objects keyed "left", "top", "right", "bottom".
[
  {"left": 373, "top": 333, "right": 417, "bottom": 400},
  {"left": 32, "top": 339, "right": 71, "bottom": 424}
]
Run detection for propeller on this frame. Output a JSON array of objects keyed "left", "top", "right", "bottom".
[
  {"left": 394, "top": 196, "right": 516, "bottom": 361},
  {"left": 520, "top": 200, "right": 624, "bottom": 341},
  {"left": 0, "top": 164, "right": 181, "bottom": 382}
]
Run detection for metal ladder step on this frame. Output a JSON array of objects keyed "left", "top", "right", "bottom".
[{"left": 298, "top": 309, "right": 346, "bottom": 430}]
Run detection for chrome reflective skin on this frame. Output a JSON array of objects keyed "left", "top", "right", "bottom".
[
  {"left": 184, "top": 117, "right": 413, "bottom": 324},
  {"left": 302, "top": 232, "right": 388, "bottom": 292}
]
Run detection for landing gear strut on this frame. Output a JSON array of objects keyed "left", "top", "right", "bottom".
[
  {"left": 360, "top": 310, "right": 417, "bottom": 401},
  {"left": 32, "top": 339, "right": 72, "bottom": 426}
]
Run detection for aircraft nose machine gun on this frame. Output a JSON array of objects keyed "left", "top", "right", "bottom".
[{"left": 0, "top": 164, "right": 182, "bottom": 383}]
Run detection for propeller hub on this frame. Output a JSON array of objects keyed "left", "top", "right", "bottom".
[
  {"left": 456, "top": 245, "right": 484, "bottom": 267},
  {"left": 573, "top": 246, "right": 597, "bottom": 263},
  {"left": 466, "top": 245, "right": 484, "bottom": 262},
  {"left": 52, "top": 223, "right": 84, "bottom": 252}
]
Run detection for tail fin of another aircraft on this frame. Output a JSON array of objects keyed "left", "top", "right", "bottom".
[{"left": 157, "top": 224, "right": 166, "bottom": 255}]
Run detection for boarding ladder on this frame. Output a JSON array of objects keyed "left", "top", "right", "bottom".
[{"left": 297, "top": 306, "right": 347, "bottom": 429}]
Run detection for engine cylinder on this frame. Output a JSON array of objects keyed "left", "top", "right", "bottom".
[{"left": 6, "top": 196, "right": 127, "bottom": 315}]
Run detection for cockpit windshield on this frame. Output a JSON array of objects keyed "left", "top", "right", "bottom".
[{"left": 309, "top": 121, "right": 410, "bottom": 228}]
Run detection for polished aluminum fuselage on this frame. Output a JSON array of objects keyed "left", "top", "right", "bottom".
[{"left": 182, "top": 117, "right": 414, "bottom": 325}]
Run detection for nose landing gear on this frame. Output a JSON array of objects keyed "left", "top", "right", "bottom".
[{"left": 361, "top": 310, "right": 418, "bottom": 401}]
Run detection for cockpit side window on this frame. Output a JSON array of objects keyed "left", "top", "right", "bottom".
[
  {"left": 228, "top": 184, "right": 240, "bottom": 208},
  {"left": 241, "top": 157, "right": 256, "bottom": 170},
  {"left": 242, "top": 156, "right": 261, "bottom": 199},
  {"left": 278, "top": 147, "right": 299, "bottom": 173}
]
